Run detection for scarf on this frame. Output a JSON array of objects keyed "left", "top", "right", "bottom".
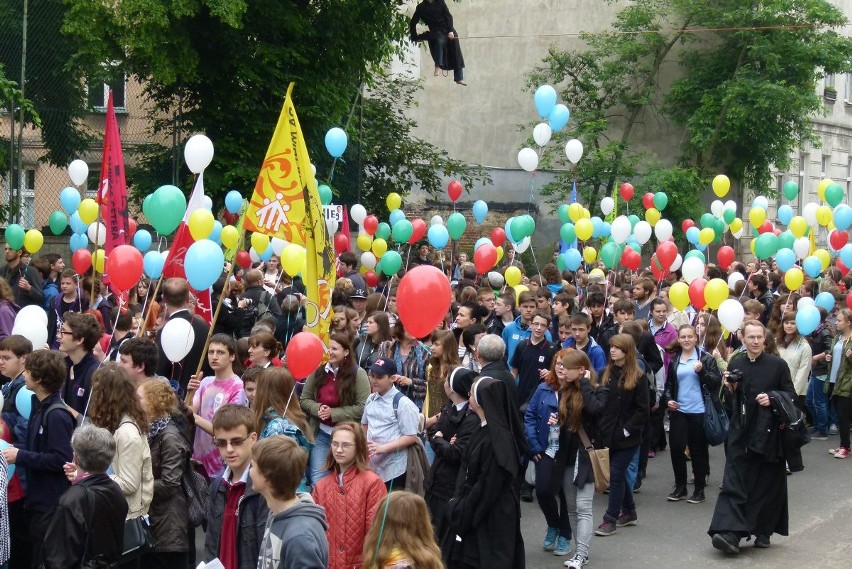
[{"left": 147, "top": 416, "right": 172, "bottom": 441}]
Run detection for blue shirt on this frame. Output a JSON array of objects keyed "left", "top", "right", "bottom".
[
  {"left": 676, "top": 351, "right": 705, "bottom": 413},
  {"left": 362, "top": 386, "right": 419, "bottom": 482},
  {"left": 830, "top": 339, "right": 845, "bottom": 384}
]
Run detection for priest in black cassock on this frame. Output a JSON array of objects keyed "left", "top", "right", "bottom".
[{"left": 709, "top": 320, "right": 796, "bottom": 554}]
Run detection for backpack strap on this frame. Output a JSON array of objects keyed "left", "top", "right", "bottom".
[
  {"left": 391, "top": 391, "right": 404, "bottom": 421},
  {"left": 41, "top": 403, "right": 74, "bottom": 432}
]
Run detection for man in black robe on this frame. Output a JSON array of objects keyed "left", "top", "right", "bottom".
[
  {"left": 709, "top": 320, "right": 796, "bottom": 554},
  {"left": 409, "top": 0, "right": 466, "bottom": 85}
]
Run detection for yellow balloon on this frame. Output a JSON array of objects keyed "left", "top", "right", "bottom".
[
  {"left": 817, "top": 205, "right": 833, "bottom": 227},
  {"left": 748, "top": 207, "right": 766, "bottom": 228},
  {"left": 356, "top": 233, "right": 372, "bottom": 252},
  {"left": 730, "top": 218, "right": 743, "bottom": 233},
  {"left": 712, "top": 174, "right": 730, "bottom": 197},
  {"left": 78, "top": 198, "right": 99, "bottom": 224},
  {"left": 93, "top": 249, "right": 105, "bottom": 274},
  {"left": 575, "top": 218, "right": 593, "bottom": 241},
  {"left": 704, "top": 278, "right": 729, "bottom": 310},
  {"left": 505, "top": 266, "right": 522, "bottom": 288},
  {"left": 189, "top": 209, "right": 215, "bottom": 241},
  {"left": 220, "top": 225, "right": 239, "bottom": 250},
  {"left": 496, "top": 246, "right": 504, "bottom": 264},
  {"left": 386, "top": 192, "right": 402, "bottom": 212},
  {"left": 251, "top": 232, "right": 269, "bottom": 254},
  {"left": 784, "top": 267, "right": 803, "bottom": 290},
  {"left": 645, "top": 208, "right": 661, "bottom": 226},
  {"left": 514, "top": 284, "right": 529, "bottom": 303},
  {"left": 281, "top": 244, "right": 306, "bottom": 277},
  {"left": 582, "top": 208, "right": 591, "bottom": 220},
  {"left": 23, "top": 229, "right": 43, "bottom": 254},
  {"left": 749, "top": 238, "right": 756, "bottom": 255},
  {"left": 583, "top": 246, "right": 597, "bottom": 264},
  {"left": 698, "top": 227, "right": 715, "bottom": 245},
  {"left": 815, "top": 248, "right": 831, "bottom": 270},
  {"left": 669, "top": 282, "right": 690, "bottom": 311},
  {"left": 568, "top": 203, "right": 584, "bottom": 222},
  {"left": 817, "top": 178, "right": 833, "bottom": 202},
  {"left": 371, "top": 238, "right": 388, "bottom": 257},
  {"left": 789, "top": 216, "right": 807, "bottom": 238}
]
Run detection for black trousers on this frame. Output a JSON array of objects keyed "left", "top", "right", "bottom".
[
  {"left": 833, "top": 395, "right": 852, "bottom": 449},
  {"left": 8, "top": 500, "right": 31, "bottom": 569},
  {"left": 28, "top": 509, "right": 52, "bottom": 568},
  {"left": 669, "top": 411, "right": 709, "bottom": 488},
  {"left": 386, "top": 472, "right": 407, "bottom": 492},
  {"left": 534, "top": 455, "right": 571, "bottom": 538}
]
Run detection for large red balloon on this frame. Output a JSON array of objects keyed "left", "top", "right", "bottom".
[
  {"left": 490, "top": 227, "right": 506, "bottom": 247},
  {"left": 619, "top": 182, "right": 634, "bottom": 201},
  {"left": 447, "top": 180, "right": 463, "bottom": 202},
  {"left": 473, "top": 244, "right": 498, "bottom": 274},
  {"left": 830, "top": 230, "right": 848, "bottom": 250},
  {"left": 621, "top": 249, "right": 641, "bottom": 271},
  {"left": 717, "top": 245, "right": 735, "bottom": 270},
  {"left": 656, "top": 241, "right": 677, "bottom": 270},
  {"left": 285, "top": 332, "right": 325, "bottom": 379},
  {"left": 689, "top": 278, "right": 707, "bottom": 310},
  {"left": 363, "top": 215, "right": 379, "bottom": 236},
  {"left": 397, "top": 265, "right": 452, "bottom": 338},
  {"left": 72, "top": 249, "right": 92, "bottom": 274},
  {"left": 236, "top": 250, "right": 251, "bottom": 269},
  {"left": 650, "top": 254, "right": 665, "bottom": 280},
  {"left": 409, "top": 218, "right": 427, "bottom": 244},
  {"left": 105, "top": 245, "right": 144, "bottom": 291},
  {"left": 334, "top": 233, "right": 350, "bottom": 254},
  {"left": 642, "top": 192, "right": 655, "bottom": 210},
  {"left": 681, "top": 219, "right": 695, "bottom": 233}
]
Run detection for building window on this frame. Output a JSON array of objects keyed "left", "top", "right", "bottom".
[
  {"left": 4, "top": 169, "right": 35, "bottom": 228},
  {"left": 87, "top": 77, "right": 126, "bottom": 111},
  {"left": 822, "top": 155, "right": 829, "bottom": 178}
]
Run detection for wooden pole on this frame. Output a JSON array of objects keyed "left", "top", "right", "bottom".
[{"left": 137, "top": 274, "right": 164, "bottom": 338}]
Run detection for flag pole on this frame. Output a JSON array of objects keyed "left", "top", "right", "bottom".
[{"left": 137, "top": 274, "right": 164, "bottom": 338}]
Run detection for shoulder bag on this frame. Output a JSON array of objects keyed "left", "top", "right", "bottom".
[
  {"left": 702, "top": 385, "right": 730, "bottom": 446},
  {"left": 578, "top": 426, "right": 610, "bottom": 493}
]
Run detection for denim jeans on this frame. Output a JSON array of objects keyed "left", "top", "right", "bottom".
[
  {"left": 605, "top": 447, "right": 638, "bottom": 522},
  {"left": 625, "top": 447, "right": 640, "bottom": 489},
  {"left": 308, "top": 429, "right": 332, "bottom": 486},
  {"left": 563, "top": 467, "right": 594, "bottom": 559},
  {"left": 807, "top": 374, "right": 830, "bottom": 433},
  {"left": 535, "top": 454, "right": 571, "bottom": 538}
]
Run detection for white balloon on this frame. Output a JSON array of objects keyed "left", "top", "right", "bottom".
[
  {"left": 724, "top": 200, "right": 737, "bottom": 213},
  {"left": 727, "top": 272, "right": 744, "bottom": 289},
  {"left": 202, "top": 195, "right": 213, "bottom": 210},
  {"left": 803, "top": 202, "right": 818, "bottom": 226},
  {"left": 533, "top": 123, "right": 552, "bottom": 147},
  {"left": 68, "top": 159, "right": 89, "bottom": 186},
  {"left": 732, "top": 228, "right": 744, "bottom": 239},
  {"left": 270, "top": 237, "right": 287, "bottom": 255},
  {"left": 797, "top": 297, "right": 815, "bottom": 310},
  {"left": 311, "top": 163, "right": 317, "bottom": 177},
  {"left": 350, "top": 204, "right": 367, "bottom": 225},
  {"left": 86, "top": 222, "right": 107, "bottom": 246},
  {"left": 17, "top": 304, "right": 48, "bottom": 325},
  {"left": 513, "top": 236, "right": 531, "bottom": 253},
  {"left": 360, "top": 251, "right": 377, "bottom": 270},
  {"left": 161, "top": 318, "right": 196, "bottom": 363},
  {"left": 12, "top": 316, "right": 47, "bottom": 349},
  {"left": 430, "top": 215, "right": 444, "bottom": 226},
  {"left": 249, "top": 247, "right": 260, "bottom": 263},
  {"left": 711, "top": 200, "right": 724, "bottom": 218},
  {"left": 488, "top": 271, "right": 505, "bottom": 288},
  {"left": 634, "top": 220, "right": 652, "bottom": 244},
  {"left": 654, "top": 219, "right": 673, "bottom": 242},
  {"left": 794, "top": 237, "right": 810, "bottom": 259},
  {"left": 753, "top": 196, "right": 770, "bottom": 211},
  {"left": 326, "top": 218, "right": 339, "bottom": 236},
  {"left": 717, "top": 299, "right": 745, "bottom": 332},
  {"left": 184, "top": 134, "right": 214, "bottom": 174},
  {"left": 671, "top": 254, "right": 683, "bottom": 272},
  {"left": 518, "top": 148, "right": 539, "bottom": 172},
  {"left": 610, "top": 216, "right": 631, "bottom": 244},
  {"left": 565, "top": 139, "right": 584, "bottom": 164},
  {"left": 681, "top": 256, "right": 705, "bottom": 284},
  {"left": 600, "top": 197, "right": 615, "bottom": 216}
]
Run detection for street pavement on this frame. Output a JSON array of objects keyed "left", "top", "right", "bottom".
[{"left": 521, "top": 437, "right": 852, "bottom": 568}]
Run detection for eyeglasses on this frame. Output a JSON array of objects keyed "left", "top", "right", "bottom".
[
  {"left": 331, "top": 442, "right": 354, "bottom": 450},
  {"left": 555, "top": 362, "right": 565, "bottom": 368},
  {"left": 213, "top": 434, "right": 252, "bottom": 448},
  {"left": 530, "top": 322, "right": 548, "bottom": 328},
  {"left": 59, "top": 330, "right": 74, "bottom": 337}
]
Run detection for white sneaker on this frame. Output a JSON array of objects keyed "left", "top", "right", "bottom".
[{"left": 564, "top": 553, "right": 588, "bottom": 568}]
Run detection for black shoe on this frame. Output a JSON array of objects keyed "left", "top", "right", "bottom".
[
  {"left": 686, "top": 489, "right": 705, "bottom": 503},
  {"left": 667, "top": 485, "right": 687, "bottom": 501},
  {"left": 712, "top": 533, "right": 741, "bottom": 554},
  {"left": 754, "top": 535, "right": 771, "bottom": 549},
  {"left": 633, "top": 477, "right": 642, "bottom": 493},
  {"left": 521, "top": 482, "right": 534, "bottom": 503}
]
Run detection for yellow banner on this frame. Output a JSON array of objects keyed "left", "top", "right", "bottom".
[{"left": 244, "top": 84, "right": 335, "bottom": 346}]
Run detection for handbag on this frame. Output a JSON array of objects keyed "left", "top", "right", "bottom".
[
  {"left": 121, "top": 515, "right": 155, "bottom": 561},
  {"left": 182, "top": 458, "right": 211, "bottom": 528},
  {"left": 702, "top": 385, "right": 730, "bottom": 446},
  {"left": 578, "top": 427, "right": 610, "bottom": 493}
]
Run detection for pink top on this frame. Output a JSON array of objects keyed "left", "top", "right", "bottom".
[{"left": 192, "top": 374, "right": 247, "bottom": 477}]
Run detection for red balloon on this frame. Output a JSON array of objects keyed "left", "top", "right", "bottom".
[
  {"left": 285, "top": 332, "right": 325, "bottom": 379},
  {"left": 839, "top": 258, "right": 850, "bottom": 276},
  {"left": 772, "top": 228, "right": 781, "bottom": 236},
  {"left": 642, "top": 192, "right": 655, "bottom": 210},
  {"left": 334, "top": 233, "right": 350, "bottom": 254},
  {"left": 830, "top": 230, "right": 849, "bottom": 250},
  {"left": 397, "top": 265, "right": 452, "bottom": 338},
  {"left": 364, "top": 270, "right": 379, "bottom": 287},
  {"left": 650, "top": 254, "right": 665, "bottom": 280},
  {"left": 409, "top": 218, "right": 427, "bottom": 244},
  {"left": 758, "top": 220, "right": 773, "bottom": 234},
  {"left": 490, "top": 227, "right": 506, "bottom": 247},
  {"left": 619, "top": 182, "right": 634, "bottom": 201},
  {"left": 656, "top": 241, "right": 677, "bottom": 270},
  {"left": 473, "top": 244, "right": 498, "bottom": 274},
  {"left": 447, "top": 180, "right": 463, "bottom": 202},
  {"left": 681, "top": 219, "right": 695, "bottom": 233},
  {"left": 846, "top": 292, "right": 852, "bottom": 310},
  {"left": 363, "top": 215, "right": 379, "bottom": 236},
  {"left": 128, "top": 219, "right": 137, "bottom": 239},
  {"left": 717, "top": 245, "right": 735, "bottom": 270},
  {"left": 223, "top": 211, "right": 239, "bottom": 225},
  {"left": 72, "top": 249, "right": 92, "bottom": 274},
  {"left": 689, "top": 278, "right": 707, "bottom": 310},
  {"left": 236, "top": 250, "right": 251, "bottom": 269},
  {"left": 104, "top": 245, "right": 143, "bottom": 291},
  {"left": 621, "top": 249, "right": 641, "bottom": 271}
]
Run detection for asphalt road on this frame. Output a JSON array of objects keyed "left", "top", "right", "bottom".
[{"left": 521, "top": 437, "right": 852, "bottom": 568}]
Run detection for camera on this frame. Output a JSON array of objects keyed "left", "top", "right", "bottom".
[{"left": 727, "top": 369, "right": 744, "bottom": 384}]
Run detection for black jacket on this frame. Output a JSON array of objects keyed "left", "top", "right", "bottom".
[
  {"left": 62, "top": 352, "right": 100, "bottom": 415},
  {"left": 477, "top": 360, "right": 519, "bottom": 410},
  {"left": 0, "top": 261, "right": 44, "bottom": 308},
  {"left": 148, "top": 421, "right": 192, "bottom": 552},
  {"left": 426, "top": 400, "right": 480, "bottom": 502},
  {"left": 597, "top": 365, "right": 650, "bottom": 451},
  {"left": 806, "top": 323, "right": 833, "bottom": 376},
  {"left": 661, "top": 349, "right": 722, "bottom": 408},
  {"left": 554, "top": 379, "right": 609, "bottom": 488},
  {"left": 156, "top": 309, "right": 211, "bottom": 394},
  {"left": 747, "top": 390, "right": 807, "bottom": 472},
  {"left": 204, "top": 468, "right": 269, "bottom": 569}
]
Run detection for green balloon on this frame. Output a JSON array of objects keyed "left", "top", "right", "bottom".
[
  {"left": 777, "top": 230, "right": 795, "bottom": 250},
  {"left": 700, "top": 213, "right": 716, "bottom": 229},
  {"left": 447, "top": 212, "right": 467, "bottom": 240},
  {"left": 391, "top": 219, "right": 413, "bottom": 243},
  {"left": 628, "top": 215, "right": 640, "bottom": 229},
  {"left": 825, "top": 183, "right": 844, "bottom": 207},
  {"left": 523, "top": 214, "right": 536, "bottom": 237},
  {"left": 713, "top": 219, "right": 725, "bottom": 243},
  {"left": 147, "top": 185, "right": 187, "bottom": 235},
  {"left": 600, "top": 242, "right": 621, "bottom": 269},
  {"left": 722, "top": 208, "right": 736, "bottom": 224},
  {"left": 653, "top": 192, "right": 668, "bottom": 211},
  {"left": 557, "top": 204, "right": 570, "bottom": 224},
  {"left": 381, "top": 250, "right": 402, "bottom": 275},
  {"left": 376, "top": 222, "right": 391, "bottom": 241},
  {"left": 684, "top": 249, "right": 705, "bottom": 263},
  {"left": 754, "top": 233, "right": 779, "bottom": 260},
  {"left": 49, "top": 211, "right": 68, "bottom": 236},
  {"left": 318, "top": 184, "right": 333, "bottom": 206},
  {"left": 783, "top": 180, "right": 799, "bottom": 201},
  {"left": 560, "top": 223, "right": 576, "bottom": 243},
  {"left": 4, "top": 224, "right": 24, "bottom": 250}
]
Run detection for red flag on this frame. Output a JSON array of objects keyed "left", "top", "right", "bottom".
[
  {"left": 97, "top": 90, "right": 129, "bottom": 253},
  {"left": 342, "top": 205, "right": 352, "bottom": 252}
]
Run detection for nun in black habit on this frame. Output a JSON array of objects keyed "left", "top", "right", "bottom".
[{"left": 441, "top": 376, "right": 529, "bottom": 569}]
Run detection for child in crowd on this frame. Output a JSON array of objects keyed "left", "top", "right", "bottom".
[
  {"left": 361, "top": 491, "right": 443, "bottom": 569},
  {"left": 242, "top": 367, "right": 261, "bottom": 408}
]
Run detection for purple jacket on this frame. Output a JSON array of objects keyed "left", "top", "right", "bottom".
[
  {"left": 0, "top": 299, "right": 20, "bottom": 339},
  {"left": 651, "top": 321, "right": 678, "bottom": 383}
]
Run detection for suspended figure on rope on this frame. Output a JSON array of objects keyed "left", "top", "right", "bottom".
[{"left": 409, "top": 0, "right": 467, "bottom": 86}]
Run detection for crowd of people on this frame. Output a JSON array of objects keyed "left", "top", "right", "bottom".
[{"left": 0, "top": 241, "right": 840, "bottom": 568}]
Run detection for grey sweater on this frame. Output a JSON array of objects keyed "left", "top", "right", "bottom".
[{"left": 257, "top": 497, "right": 328, "bottom": 569}]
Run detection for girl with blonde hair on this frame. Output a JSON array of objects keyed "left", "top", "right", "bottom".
[{"left": 362, "top": 491, "right": 443, "bottom": 569}]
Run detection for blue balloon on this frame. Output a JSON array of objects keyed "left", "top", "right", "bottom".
[
  {"left": 534, "top": 85, "right": 557, "bottom": 118},
  {"left": 841, "top": 244, "right": 852, "bottom": 267},
  {"left": 686, "top": 226, "right": 700, "bottom": 245},
  {"left": 474, "top": 237, "right": 491, "bottom": 251},
  {"left": 774, "top": 248, "right": 796, "bottom": 272},
  {"left": 259, "top": 245, "right": 273, "bottom": 262},
  {"left": 133, "top": 229, "right": 152, "bottom": 252},
  {"left": 324, "top": 127, "right": 348, "bottom": 158},
  {"left": 427, "top": 224, "right": 449, "bottom": 249},
  {"left": 803, "top": 255, "right": 822, "bottom": 278},
  {"left": 590, "top": 217, "right": 603, "bottom": 239},
  {"left": 60, "top": 187, "right": 81, "bottom": 214},
  {"left": 225, "top": 190, "right": 243, "bottom": 215},
  {"left": 15, "top": 386, "right": 34, "bottom": 420},
  {"left": 505, "top": 217, "right": 520, "bottom": 244},
  {"left": 143, "top": 251, "right": 165, "bottom": 279},
  {"left": 209, "top": 221, "right": 223, "bottom": 245},
  {"left": 696, "top": 243, "right": 707, "bottom": 252},
  {"left": 472, "top": 200, "right": 488, "bottom": 224},
  {"left": 185, "top": 240, "right": 224, "bottom": 291},
  {"left": 815, "top": 291, "right": 836, "bottom": 312},
  {"left": 69, "top": 211, "right": 88, "bottom": 234},
  {"left": 69, "top": 232, "right": 88, "bottom": 253},
  {"left": 564, "top": 248, "right": 582, "bottom": 271},
  {"left": 599, "top": 222, "right": 611, "bottom": 238},
  {"left": 835, "top": 204, "right": 852, "bottom": 230},
  {"left": 752, "top": 196, "right": 769, "bottom": 210},
  {"left": 389, "top": 209, "right": 406, "bottom": 226},
  {"left": 778, "top": 204, "right": 793, "bottom": 226},
  {"left": 548, "top": 104, "right": 570, "bottom": 131},
  {"left": 796, "top": 305, "right": 821, "bottom": 335},
  {"left": 0, "top": 441, "right": 14, "bottom": 478}
]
